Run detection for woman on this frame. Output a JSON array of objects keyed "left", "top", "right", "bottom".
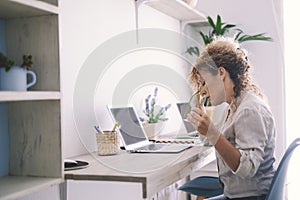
[{"left": 187, "top": 37, "right": 276, "bottom": 200}]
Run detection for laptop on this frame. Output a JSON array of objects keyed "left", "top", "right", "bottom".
[
  {"left": 176, "top": 102, "right": 199, "bottom": 137},
  {"left": 107, "top": 105, "right": 191, "bottom": 153}
]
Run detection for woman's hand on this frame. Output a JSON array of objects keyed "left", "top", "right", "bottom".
[
  {"left": 187, "top": 106, "right": 221, "bottom": 145},
  {"left": 187, "top": 107, "right": 210, "bottom": 136}
]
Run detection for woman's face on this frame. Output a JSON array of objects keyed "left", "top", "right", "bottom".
[{"left": 198, "top": 69, "right": 226, "bottom": 106}]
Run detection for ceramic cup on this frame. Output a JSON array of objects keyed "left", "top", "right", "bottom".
[{"left": 0, "top": 66, "right": 36, "bottom": 91}]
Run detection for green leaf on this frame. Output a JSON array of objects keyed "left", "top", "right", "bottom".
[
  {"left": 215, "top": 15, "right": 222, "bottom": 35},
  {"left": 207, "top": 16, "right": 216, "bottom": 30},
  {"left": 234, "top": 29, "right": 244, "bottom": 41},
  {"left": 186, "top": 46, "right": 199, "bottom": 56},
  {"left": 199, "top": 32, "right": 212, "bottom": 45},
  {"left": 0, "top": 52, "right": 15, "bottom": 72},
  {"left": 236, "top": 32, "right": 272, "bottom": 42},
  {"left": 221, "top": 24, "right": 236, "bottom": 34},
  {"left": 223, "top": 24, "right": 236, "bottom": 30}
]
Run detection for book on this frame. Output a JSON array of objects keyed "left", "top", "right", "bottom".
[{"left": 154, "top": 136, "right": 202, "bottom": 145}]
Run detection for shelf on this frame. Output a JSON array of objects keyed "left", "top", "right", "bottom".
[
  {"left": 181, "top": 19, "right": 210, "bottom": 32},
  {"left": 0, "top": 0, "right": 58, "bottom": 19},
  {"left": 144, "top": 0, "right": 206, "bottom": 21},
  {"left": 0, "top": 176, "right": 63, "bottom": 200},
  {"left": 183, "top": 19, "right": 209, "bottom": 27},
  {"left": 0, "top": 91, "right": 60, "bottom": 102}
]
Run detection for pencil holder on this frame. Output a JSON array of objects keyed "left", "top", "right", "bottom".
[{"left": 96, "top": 131, "right": 119, "bottom": 155}]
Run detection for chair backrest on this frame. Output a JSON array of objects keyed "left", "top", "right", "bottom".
[{"left": 265, "top": 138, "right": 300, "bottom": 200}]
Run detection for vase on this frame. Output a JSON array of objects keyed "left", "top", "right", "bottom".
[
  {"left": 0, "top": 66, "right": 36, "bottom": 91},
  {"left": 142, "top": 122, "right": 165, "bottom": 140}
]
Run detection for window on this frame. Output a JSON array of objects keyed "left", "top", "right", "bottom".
[{"left": 284, "top": 1, "right": 300, "bottom": 199}]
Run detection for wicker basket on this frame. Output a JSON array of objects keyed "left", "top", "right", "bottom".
[{"left": 96, "top": 131, "right": 119, "bottom": 155}]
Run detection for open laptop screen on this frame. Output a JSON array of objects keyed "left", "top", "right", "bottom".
[
  {"left": 176, "top": 102, "right": 196, "bottom": 133},
  {"left": 110, "top": 106, "right": 147, "bottom": 146}
]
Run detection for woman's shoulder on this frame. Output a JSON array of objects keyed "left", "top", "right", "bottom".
[
  {"left": 237, "top": 91, "right": 272, "bottom": 114},
  {"left": 240, "top": 91, "right": 266, "bottom": 105}
]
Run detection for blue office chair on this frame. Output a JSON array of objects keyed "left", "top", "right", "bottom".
[
  {"left": 180, "top": 138, "right": 300, "bottom": 200},
  {"left": 265, "top": 137, "right": 300, "bottom": 200},
  {"left": 178, "top": 175, "right": 223, "bottom": 198}
]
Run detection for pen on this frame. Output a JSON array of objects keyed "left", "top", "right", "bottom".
[
  {"left": 112, "top": 121, "right": 119, "bottom": 132},
  {"left": 94, "top": 125, "right": 104, "bottom": 134}
]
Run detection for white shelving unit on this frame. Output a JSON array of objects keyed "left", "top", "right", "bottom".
[
  {"left": 0, "top": 91, "right": 60, "bottom": 102},
  {"left": 182, "top": 19, "right": 209, "bottom": 30},
  {"left": 0, "top": 0, "right": 62, "bottom": 199},
  {"left": 0, "top": 0, "right": 58, "bottom": 18},
  {"left": 144, "top": 0, "right": 206, "bottom": 21},
  {"left": 0, "top": 177, "right": 62, "bottom": 200},
  {"left": 134, "top": 0, "right": 207, "bottom": 57}
]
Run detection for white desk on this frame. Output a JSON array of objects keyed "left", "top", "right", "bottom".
[{"left": 64, "top": 145, "right": 214, "bottom": 199}]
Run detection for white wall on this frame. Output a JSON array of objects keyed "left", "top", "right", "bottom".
[
  {"left": 60, "top": 0, "right": 195, "bottom": 158},
  {"left": 283, "top": 2, "right": 300, "bottom": 199},
  {"left": 196, "top": 0, "right": 285, "bottom": 163}
]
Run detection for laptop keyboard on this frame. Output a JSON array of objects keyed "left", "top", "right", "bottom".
[{"left": 136, "top": 143, "right": 166, "bottom": 151}]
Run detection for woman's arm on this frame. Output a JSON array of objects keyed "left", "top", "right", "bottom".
[
  {"left": 187, "top": 106, "right": 241, "bottom": 171},
  {"left": 214, "top": 135, "right": 241, "bottom": 171}
]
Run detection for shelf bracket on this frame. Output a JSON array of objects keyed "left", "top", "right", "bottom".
[
  {"left": 180, "top": 20, "right": 209, "bottom": 33},
  {"left": 134, "top": 0, "right": 157, "bottom": 43}
]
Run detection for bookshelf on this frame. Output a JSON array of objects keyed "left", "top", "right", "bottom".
[{"left": 0, "top": 0, "right": 62, "bottom": 199}]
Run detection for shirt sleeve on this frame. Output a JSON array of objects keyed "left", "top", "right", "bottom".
[{"left": 232, "top": 107, "right": 269, "bottom": 178}]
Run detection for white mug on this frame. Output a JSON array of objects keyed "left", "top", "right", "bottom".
[
  {"left": 205, "top": 102, "right": 229, "bottom": 130},
  {"left": 0, "top": 66, "right": 36, "bottom": 91}
]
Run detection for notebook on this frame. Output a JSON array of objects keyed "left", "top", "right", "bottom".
[
  {"left": 107, "top": 105, "right": 191, "bottom": 153},
  {"left": 176, "top": 102, "right": 199, "bottom": 137}
]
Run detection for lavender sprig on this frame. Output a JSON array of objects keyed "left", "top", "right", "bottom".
[
  {"left": 154, "top": 87, "right": 158, "bottom": 97},
  {"left": 141, "top": 87, "right": 171, "bottom": 123},
  {"left": 145, "top": 94, "right": 151, "bottom": 114},
  {"left": 164, "top": 103, "right": 171, "bottom": 111}
]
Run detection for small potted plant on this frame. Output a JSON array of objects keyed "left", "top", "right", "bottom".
[
  {"left": 0, "top": 52, "right": 36, "bottom": 91},
  {"left": 139, "top": 87, "right": 171, "bottom": 139},
  {"left": 186, "top": 14, "right": 272, "bottom": 56}
]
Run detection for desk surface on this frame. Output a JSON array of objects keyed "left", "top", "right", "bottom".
[{"left": 64, "top": 145, "right": 214, "bottom": 198}]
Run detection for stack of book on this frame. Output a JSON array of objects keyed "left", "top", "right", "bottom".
[{"left": 154, "top": 136, "right": 202, "bottom": 145}]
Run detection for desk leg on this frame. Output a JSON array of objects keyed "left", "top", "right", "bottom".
[{"left": 185, "top": 175, "right": 191, "bottom": 200}]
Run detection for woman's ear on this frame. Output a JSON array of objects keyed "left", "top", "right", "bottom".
[{"left": 218, "top": 67, "right": 226, "bottom": 81}]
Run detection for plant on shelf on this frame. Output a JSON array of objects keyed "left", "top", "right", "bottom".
[
  {"left": 0, "top": 52, "right": 33, "bottom": 72},
  {"left": 186, "top": 14, "right": 272, "bottom": 56},
  {"left": 139, "top": 87, "right": 171, "bottom": 124},
  {"left": 0, "top": 52, "right": 14, "bottom": 72},
  {"left": 21, "top": 55, "right": 33, "bottom": 70}
]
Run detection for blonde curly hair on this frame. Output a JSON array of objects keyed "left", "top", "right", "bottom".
[{"left": 189, "top": 37, "right": 265, "bottom": 112}]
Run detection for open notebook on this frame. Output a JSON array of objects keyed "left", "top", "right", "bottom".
[{"left": 107, "top": 105, "right": 191, "bottom": 153}]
